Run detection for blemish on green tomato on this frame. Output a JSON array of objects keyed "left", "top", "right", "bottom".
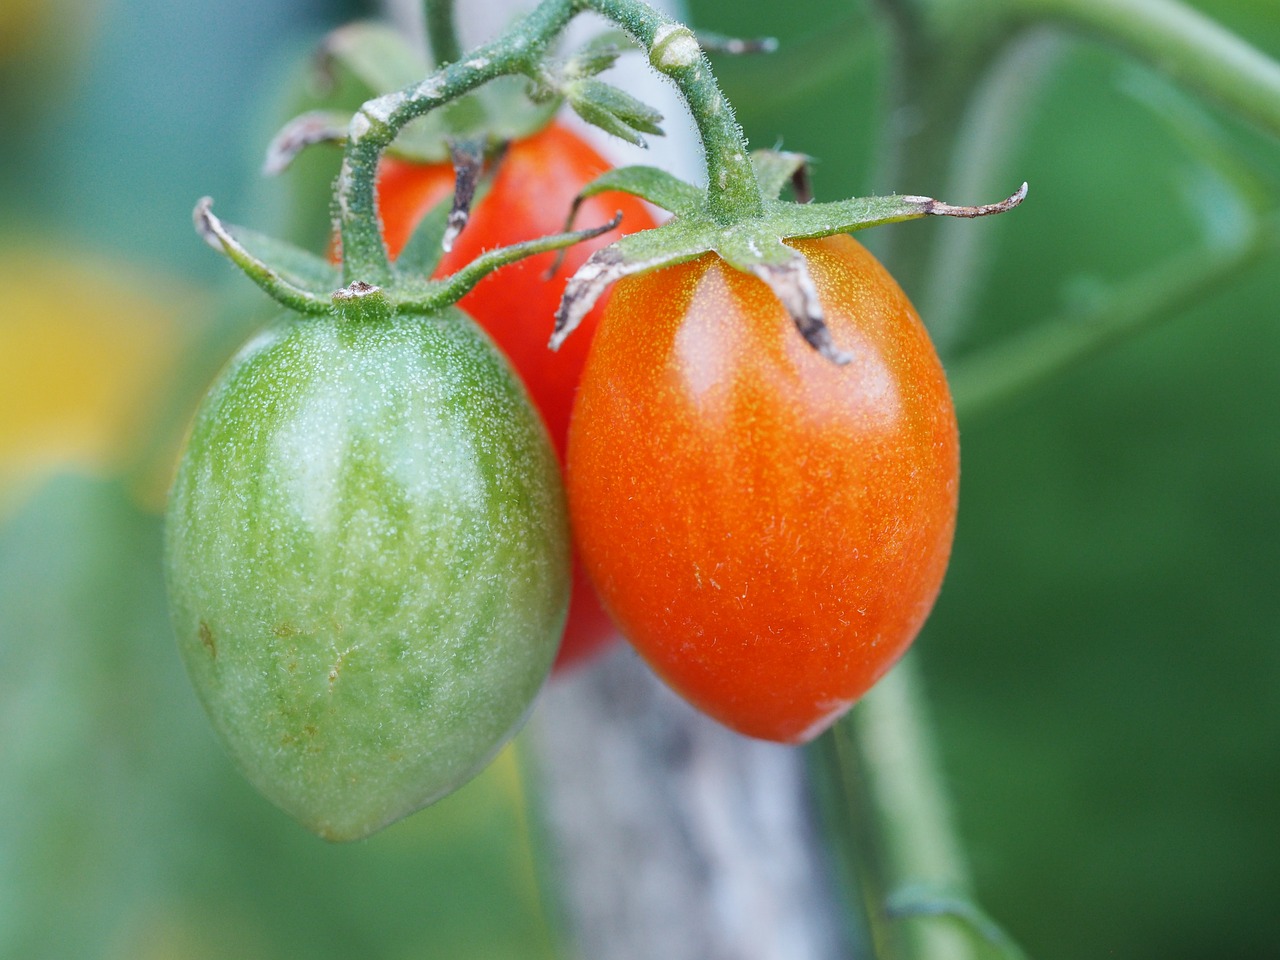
[
  {"left": 164, "top": 307, "right": 569, "bottom": 842},
  {"left": 198, "top": 620, "right": 215, "bottom": 658}
]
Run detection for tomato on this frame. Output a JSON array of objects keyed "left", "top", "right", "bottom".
[
  {"left": 372, "top": 123, "right": 658, "bottom": 670},
  {"left": 566, "top": 235, "right": 959, "bottom": 743},
  {"left": 164, "top": 306, "right": 569, "bottom": 840}
]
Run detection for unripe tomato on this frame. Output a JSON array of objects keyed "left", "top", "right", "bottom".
[
  {"left": 372, "top": 123, "right": 658, "bottom": 670},
  {"left": 567, "top": 235, "right": 959, "bottom": 743},
  {"left": 165, "top": 307, "right": 569, "bottom": 840}
]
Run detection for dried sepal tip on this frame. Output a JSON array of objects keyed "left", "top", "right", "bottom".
[
  {"left": 912, "top": 182, "right": 1029, "bottom": 219},
  {"left": 750, "top": 257, "right": 852, "bottom": 366}
]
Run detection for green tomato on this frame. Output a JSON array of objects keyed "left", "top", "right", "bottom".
[{"left": 164, "top": 306, "right": 568, "bottom": 842}]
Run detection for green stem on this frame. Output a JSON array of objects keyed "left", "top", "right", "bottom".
[
  {"left": 338, "top": 0, "right": 764, "bottom": 285},
  {"left": 950, "top": 216, "right": 1269, "bottom": 420},
  {"left": 823, "top": 655, "right": 978, "bottom": 960},
  {"left": 916, "top": 27, "right": 1065, "bottom": 353},
  {"left": 863, "top": 3, "right": 1007, "bottom": 295},
  {"left": 396, "top": 214, "right": 623, "bottom": 314},
  {"left": 1006, "top": 0, "right": 1280, "bottom": 142},
  {"left": 424, "top": 0, "right": 463, "bottom": 66},
  {"left": 337, "top": 0, "right": 577, "bottom": 286},
  {"left": 584, "top": 0, "right": 764, "bottom": 222}
]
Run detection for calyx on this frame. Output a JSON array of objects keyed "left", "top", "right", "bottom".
[{"left": 551, "top": 153, "right": 1027, "bottom": 364}]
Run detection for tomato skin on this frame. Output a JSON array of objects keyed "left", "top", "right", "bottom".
[
  {"left": 373, "top": 124, "right": 658, "bottom": 670},
  {"left": 567, "top": 235, "right": 959, "bottom": 743},
  {"left": 164, "top": 308, "right": 569, "bottom": 840}
]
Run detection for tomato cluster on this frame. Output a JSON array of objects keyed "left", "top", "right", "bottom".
[{"left": 169, "top": 111, "right": 960, "bottom": 841}]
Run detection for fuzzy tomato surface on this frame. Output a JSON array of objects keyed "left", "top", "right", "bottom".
[{"left": 567, "top": 235, "right": 959, "bottom": 743}]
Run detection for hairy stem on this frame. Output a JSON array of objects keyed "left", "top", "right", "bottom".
[
  {"left": 338, "top": 0, "right": 764, "bottom": 285},
  {"left": 337, "top": 0, "right": 577, "bottom": 286},
  {"left": 584, "top": 0, "right": 764, "bottom": 222}
]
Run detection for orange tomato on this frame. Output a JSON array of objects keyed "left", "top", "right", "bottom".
[{"left": 567, "top": 235, "right": 959, "bottom": 742}]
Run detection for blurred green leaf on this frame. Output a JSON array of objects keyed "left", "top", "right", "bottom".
[
  {"left": 0, "top": 476, "right": 557, "bottom": 960},
  {"left": 320, "top": 20, "right": 429, "bottom": 97}
]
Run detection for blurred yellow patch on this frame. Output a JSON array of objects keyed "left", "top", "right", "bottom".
[
  {"left": 112, "top": 909, "right": 271, "bottom": 960},
  {"left": 0, "top": 245, "right": 204, "bottom": 519},
  {"left": 0, "top": 0, "right": 98, "bottom": 64},
  {"left": 384, "top": 742, "right": 531, "bottom": 837}
]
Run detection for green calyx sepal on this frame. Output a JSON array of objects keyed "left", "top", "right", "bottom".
[
  {"left": 564, "top": 78, "right": 664, "bottom": 147},
  {"left": 550, "top": 152, "right": 1028, "bottom": 364},
  {"left": 193, "top": 196, "right": 621, "bottom": 319},
  {"left": 528, "top": 33, "right": 670, "bottom": 148}
]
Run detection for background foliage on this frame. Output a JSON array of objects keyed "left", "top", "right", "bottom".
[{"left": 2, "top": 1, "right": 1277, "bottom": 958}]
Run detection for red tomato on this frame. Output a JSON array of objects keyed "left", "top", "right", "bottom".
[
  {"left": 370, "top": 123, "right": 658, "bottom": 670},
  {"left": 566, "top": 235, "right": 959, "bottom": 742}
]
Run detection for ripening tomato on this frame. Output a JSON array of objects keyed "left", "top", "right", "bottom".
[
  {"left": 567, "top": 235, "right": 959, "bottom": 743},
  {"left": 371, "top": 123, "right": 657, "bottom": 670},
  {"left": 165, "top": 306, "right": 569, "bottom": 840}
]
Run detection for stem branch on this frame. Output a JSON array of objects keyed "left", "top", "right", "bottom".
[
  {"left": 584, "top": 0, "right": 764, "bottom": 222},
  {"left": 824, "top": 655, "right": 979, "bottom": 960},
  {"left": 339, "top": 0, "right": 764, "bottom": 284},
  {"left": 337, "top": 0, "right": 577, "bottom": 286},
  {"left": 1008, "top": 0, "right": 1280, "bottom": 140},
  {"left": 950, "top": 216, "right": 1270, "bottom": 420}
]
